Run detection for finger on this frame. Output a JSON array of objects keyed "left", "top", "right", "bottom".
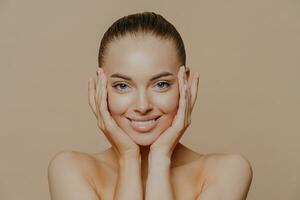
[
  {"left": 182, "top": 67, "right": 188, "bottom": 126},
  {"left": 88, "top": 77, "right": 97, "bottom": 118},
  {"left": 188, "top": 83, "right": 192, "bottom": 124},
  {"left": 174, "top": 66, "right": 187, "bottom": 129},
  {"left": 95, "top": 69, "right": 104, "bottom": 129},
  {"left": 95, "top": 70, "right": 119, "bottom": 146},
  {"left": 99, "top": 71, "right": 120, "bottom": 135},
  {"left": 98, "top": 71, "right": 139, "bottom": 151},
  {"left": 185, "top": 75, "right": 190, "bottom": 126},
  {"left": 160, "top": 66, "right": 186, "bottom": 146},
  {"left": 187, "top": 72, "right": 195, "bottom": 124},
  {"left": 184, "top": 68, "right": 192, "bottom": 125},
  {"left": 191, "top": 72, "right": 200, "bottom": 111}
]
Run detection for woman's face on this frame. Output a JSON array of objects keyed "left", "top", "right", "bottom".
[{"left": 102, "top": 34, "right": 184, "bottom": 146}]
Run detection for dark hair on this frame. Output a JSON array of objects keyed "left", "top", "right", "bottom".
[{"left": 98, "top": 11, "right": 186, "bottom": 68}]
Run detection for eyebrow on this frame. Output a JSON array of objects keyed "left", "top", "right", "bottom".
[{"left": 110, "top": 72, "right": 174, "bottom": 81}]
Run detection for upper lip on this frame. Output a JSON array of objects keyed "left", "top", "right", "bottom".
[{"left": 127, "top": 115, "right": 161, "bottom": 121}]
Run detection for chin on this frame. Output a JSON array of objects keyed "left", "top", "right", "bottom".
[
  {"left": 126, "top": 129, "right": 161, "bottom": 147},
  {"left": 135, "top": 140, "right": 154, "bottom": 147}
]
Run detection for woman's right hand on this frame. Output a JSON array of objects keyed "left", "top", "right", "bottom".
[{"left": 88, "top": 68, "right": 140, "bottom": 158}]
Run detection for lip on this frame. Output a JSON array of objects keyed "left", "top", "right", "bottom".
[
  {"left": 127, "top": 115, "right": 161, "bottom": 121},
  {"left": 126, "top": 116, "right": 161, "bottom": 133}
]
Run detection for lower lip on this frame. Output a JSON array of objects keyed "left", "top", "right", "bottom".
[{"left": 128, "top": 117, "right": 160, "bottom": 133}]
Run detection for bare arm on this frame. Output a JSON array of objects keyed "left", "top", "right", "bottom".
[
  {"left": 145, "top": 66, "right": 199, "bottom": 200},
  {"left": 145, "top": 154, "right": 175, "bottom": 200},
  {"left": 88, "top": 69, "right": 143, "bottom": 199},
  {"left": 114, "top": 151, "right": 143, "bottom": 200}
]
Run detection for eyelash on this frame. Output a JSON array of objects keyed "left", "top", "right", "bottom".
[{"left": 113, "top": 81, "right": 171, "bottom": 91}]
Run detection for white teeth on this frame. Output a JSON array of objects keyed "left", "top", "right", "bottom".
[{"left": 131, "top": 119, "right": 156, "bottom": 126}]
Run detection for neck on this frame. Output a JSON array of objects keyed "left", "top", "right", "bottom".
[{"left": 139, "top": 145, "right": 151, "bottom": 183}]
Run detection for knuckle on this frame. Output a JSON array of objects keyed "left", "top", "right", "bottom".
[
  {"left": 106, "top": 121, "right": 116, "bottom": 132},
  {"left": 97, "top": 123, "right": 103, "bottom": 131},
  {"left": 105, "top": 125, "right": 113, "bottom": 134},
  {"left": 175, "top": 122, "right": 184, "bottom": 131},
  {"left": 94, "top": 97, "right": 99, "bottom": 107},
  {"left": 99, "top": 104, "right": 105, "bottom": 113}
]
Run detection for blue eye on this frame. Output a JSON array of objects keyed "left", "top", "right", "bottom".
[
  {"left": 113, "top": 81, "right": 170, "bottom": 92},
  {"left": 155, "top": 81, "right": 170, "bottom": 89},
  {"left": 113, "top": 83, "right": 129, "bottom": 91}
]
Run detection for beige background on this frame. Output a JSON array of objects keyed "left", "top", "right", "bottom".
[{"left": 1, "top": 0, "right": 299, "bottom": 199}]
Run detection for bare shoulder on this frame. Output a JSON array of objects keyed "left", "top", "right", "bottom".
[
  {"left": 48, "top": 150, "right": 90, "bottom": 165},
  {"left": 48, "top": 150, "right": 101, "bottom": 200},
  {"left": 202, "top": 153, "right": 253, "bottom": 180},
  {"left": 48, "top": 150, "right": 99, "bottom": 173},
  {"left": 197, "top": 153, "right": 253, "bottom": 200}
]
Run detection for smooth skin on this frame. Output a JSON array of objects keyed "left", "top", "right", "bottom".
[
  {"left": 48, "top": 35, "right": 253, "bottom": 200},
  {"left": 95, "top": 65, "right": 196, "bottom": 200}
]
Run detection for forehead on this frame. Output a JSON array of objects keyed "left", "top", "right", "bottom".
[{"left": 102, "top": 34, "right": 180, "bottom": 76}]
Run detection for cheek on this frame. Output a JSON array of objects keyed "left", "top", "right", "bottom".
[
  {"left": 107, "top": 90, "right": 132, "bottom": 115},
  {"left": 153, "top": 89, "right": 179, "bottom": 114}
]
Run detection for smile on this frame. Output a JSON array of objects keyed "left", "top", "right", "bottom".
[{"left": 127, "top": 116, "right": 161, "bottom": 133}]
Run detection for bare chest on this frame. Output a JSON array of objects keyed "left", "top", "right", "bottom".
[{"left": 91, "top": 161, "right": 205, "bottom": 200}]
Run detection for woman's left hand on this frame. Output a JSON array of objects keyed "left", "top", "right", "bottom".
[{"left": 149, "top": 65, "right": 200, "bottom": 159}]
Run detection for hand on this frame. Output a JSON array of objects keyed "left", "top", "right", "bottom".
[
  {"left": 149, "top": 65, "right": 199, "bottom": 158},
  {"left": 88, "top": 68, "right": 140, "bottom": 158}
]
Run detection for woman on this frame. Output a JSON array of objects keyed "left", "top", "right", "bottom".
[{"left": 48, "top": 12, "right": 253, "bottom": 200}]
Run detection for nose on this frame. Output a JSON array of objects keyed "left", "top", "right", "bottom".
[{"left": 133, "top": 90, "right": 153, "bottom": 114}]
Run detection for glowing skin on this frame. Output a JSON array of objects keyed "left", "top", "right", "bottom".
[{"left": 101, "top": 34, "right": 183, "bottom": 146}]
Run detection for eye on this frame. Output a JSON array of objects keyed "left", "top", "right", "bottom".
[
  {"left": 154, "top": 81, "right": 170, "bottom": 89},
  {"left": 113, "top": 83, "right": 129, "bottom": 91}
]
